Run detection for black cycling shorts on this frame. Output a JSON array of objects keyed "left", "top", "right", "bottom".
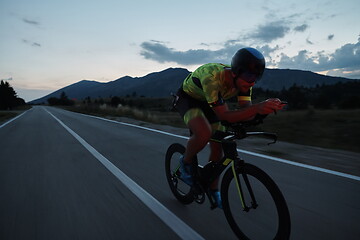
[{"left": 175, "top": 88, "right": 220, "bottom": 125}]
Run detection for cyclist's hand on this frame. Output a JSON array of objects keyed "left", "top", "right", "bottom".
[{"left": 255, "top": 98, "right": 286, "bottom": 115}]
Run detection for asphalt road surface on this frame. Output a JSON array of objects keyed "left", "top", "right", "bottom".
[{"left": 1, "top": 106, "right": 359, "bottom": 239}]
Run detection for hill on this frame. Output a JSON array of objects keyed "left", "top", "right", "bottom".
[
  {"left": 29, "top": 68, "right": 358, "bottom": 104},
  {"left": 258, "top": 69, "right": 354, "bottom": 90}
]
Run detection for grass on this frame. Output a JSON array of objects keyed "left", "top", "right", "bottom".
[
  {"left": 62, "top": 102, "right": 359, "bottom": 153},
  {"left": 252, "top": 108, "right": 360, "bottom": 152},
  {"left": 0, "top": 112, "right": 18, "bottom": 124},
  {"left": 63, "top": 104, "right": 186, "bottom": 128},
  {"left": 0, "top": 106, "right": 31, "bottom": 125}
]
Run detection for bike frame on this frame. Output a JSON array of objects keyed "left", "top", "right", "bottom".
[
  {"left": 192, "top": 128, "right": 277, "bottom": 210},
  {"left": 166, "top": 114, "right": 291, "bottom": 239}
]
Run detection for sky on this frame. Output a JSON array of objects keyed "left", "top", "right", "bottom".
[{"left": 0, "top": 0, "right": 359, "bottom": 102}]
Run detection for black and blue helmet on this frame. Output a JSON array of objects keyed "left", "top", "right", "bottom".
[{"left": 231, "top": 47, "right": 266, "bottom": 82}]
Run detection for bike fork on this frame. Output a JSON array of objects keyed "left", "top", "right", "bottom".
[{"left": 231, "top": 160, "right": 258, "bottom": 212}]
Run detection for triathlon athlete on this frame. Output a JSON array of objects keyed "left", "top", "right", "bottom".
[{"left": 174, "top": 47, "right": 286, "bottom": 208}]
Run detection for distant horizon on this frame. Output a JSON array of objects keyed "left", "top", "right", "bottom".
[
  {"left": 13, "top": 66, "right": 360, "bottom": 102},
  {"left": 12, "top": 63, "right": 360, "bottom": 102},
  {"left": 26, "top": 67, "right": 359, "bottom": 103}
]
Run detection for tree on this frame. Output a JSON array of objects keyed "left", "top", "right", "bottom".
[
  {"left": 60, "top": 91, "right": 74, "bottom": 105},
  {"left": 339, "top": 96, "right": 360, "bottom": 109},
  {"left": 47, "top": 91, "right": 74, "bottom": 106},
  {"left": 47, "top": 97, "right": 60, "bottom": 105},
  {"left": 0, "top": 80, "right": 25, "bottom": 110},
  {"left": 111, "top": 96, "right": 122, "bottom": 107},
  {"left": 279, "top": 84, "right": 308, "bottom": 109},
  {"left": 85, "top": 96, "right": 92, "bottom": 105},
  {"left": 313, "top": 93, "right": 332, "bottom": 109}
]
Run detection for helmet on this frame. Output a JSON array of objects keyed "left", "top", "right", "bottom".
[{"left": 231, "top": 47, "right": 265, "bottom": 83}]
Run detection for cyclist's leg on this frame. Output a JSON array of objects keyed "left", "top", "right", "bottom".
[
  {"left": 209, "top": 122, "right": 225, "bottom": 163},
  {"left": 175, "top": 89, "right": 213, "bottom": 164},
  {"left": 183, "top": 113, "right": 212, "bottom": 164},
  {"left": 209, "top": 122, "right": 225, "bottom": 190},
  {"left": 209, "top": 137, "right": 224, "bottom": 208}
]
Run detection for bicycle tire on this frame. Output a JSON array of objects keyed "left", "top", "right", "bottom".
[
  {"left": 165, "top": 143, "right": 194, "bottom": 204},
  {"left": 221, "top": 163, "right": 291, "bottom": 240}
]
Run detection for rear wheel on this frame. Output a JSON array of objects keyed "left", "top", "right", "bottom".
[
  {"left": 221, "top": 163, "right": 291, "bottom": 239},
  {"left": 165, "top": 143, "right": 193, "bottom": 204}
]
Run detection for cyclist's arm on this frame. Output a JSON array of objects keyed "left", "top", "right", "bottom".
[
  {"left": 212, "top": 104, "right": 257, "bottom": 123},
  {"left": 212, "top": 99, "right": 285, "bottom": 123}
]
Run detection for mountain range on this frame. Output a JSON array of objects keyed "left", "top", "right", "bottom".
[{"left": 30, "top": 68, "right": 358, "bottom": 104}]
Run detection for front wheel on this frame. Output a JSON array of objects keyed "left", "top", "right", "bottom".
[
  {"left": 221, "top": 163, "right": 291, "bottom": 239},
  {"left": 165, "top": 143, "right": 193, "bottom": 204}
]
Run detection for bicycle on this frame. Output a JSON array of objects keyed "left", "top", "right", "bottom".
[{"left": 165, "top": 114, "right": 291, "bottom": 239}]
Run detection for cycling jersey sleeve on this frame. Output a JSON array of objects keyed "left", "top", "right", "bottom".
[
  {"left": 236, "top": 87, "right": 252, "bottom": 108},
  {"left": 202, "top": 72, "right": 225, "bottom": 107},
  {"left": 237, "top": 87, "right": 252, "bottom": 102}
]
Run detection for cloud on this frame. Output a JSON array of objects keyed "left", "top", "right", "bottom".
[
  {"left": 328, "top": 40, "right": 360, "bottom": 70},
  {"left": 245, "top": 12, "right": 311, "bottom": 43},
  {"left": 248, "top": 21, "right": 291, "bottom": 43},
  {"left": 22, "top": 18, "right": 40, "bottom": 26},
  {"left": 140, "top": 37, "right": 360, "bottom": 79},
  {"left": 140, "top": 41, "right": 242, "bottom": 65},
  {"left": 294, "top": 24, "right": 308, "bottom": 32},
  {"left": 22, "top": 39, "right": 42, "bottom": 47},
  {"left": 140, "top": 40, "right": 283, "bottom": 68},
  {"left": 277, "top": 39, "right": 360, "bottom": 78},
  {"left": 306, "top": 37, "right": 314, "bottom": 45}
]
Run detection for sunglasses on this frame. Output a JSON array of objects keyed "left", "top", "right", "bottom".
[{"left": 239, "top": 72, "right": 258, "bottom": 84}]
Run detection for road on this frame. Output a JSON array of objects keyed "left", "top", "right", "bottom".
[{"left": 1, "top": 106, "right": 359, "bottom": 239}]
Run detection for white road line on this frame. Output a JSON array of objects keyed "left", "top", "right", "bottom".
[
  {"left": 78, "top": 111, "right": 360, "bottom": 182},
  {"left": 236, "top": 149, "right": 360, "bottom": 181},
  {"left": 44, "top": 108, "right": 204, "bottom": 240},
  {"left": 0, "top": 109, "right": 30, "bottom": 129}
]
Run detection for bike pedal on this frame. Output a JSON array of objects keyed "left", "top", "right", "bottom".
[{"left": 194, "top": 193, "right": 205, "bottom": 204}]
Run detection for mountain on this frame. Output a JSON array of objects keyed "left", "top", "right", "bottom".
[
  {"left": 30, "top": 68, "right": 189, "bottom": 104},
  {"left": 30, "top": 68, "right": 358, "bottom": 104},
  {"left": 257, "top": 69, "right": 355, "bottom": 90}
]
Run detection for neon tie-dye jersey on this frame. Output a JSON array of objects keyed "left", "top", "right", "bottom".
[{"left": 182, "top": 63, "right": 252, "bottom": 106}]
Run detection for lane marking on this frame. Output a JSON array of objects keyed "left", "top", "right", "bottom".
[
  {"left": 0, "top": 110, "right": 30, "bottom": 129},
  {"left": 74, "top": 110, "right": 360, "bottom": 182},
  {"left": 236, "top": 149, "right": 360, "bottom": 181},
  {"left": 44, "top": 108, "right": 204, "bottom": 240}
]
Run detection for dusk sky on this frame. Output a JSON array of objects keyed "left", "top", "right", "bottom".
[{"left": 1, "top": 0, "right": 359, "bottom": 101}]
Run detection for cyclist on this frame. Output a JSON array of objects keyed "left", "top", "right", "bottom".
[{"left": 174, "top": 47, "right": 286, "bottom": 209}]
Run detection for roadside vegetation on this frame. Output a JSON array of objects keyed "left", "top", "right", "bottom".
[
  {"left": 250, "top": 108, "right": 360, "bottom": 153},
  {"left": 0, "top": 105, "right": 32, "bottom": 125},
  {"left": 0, "top": 112, "right": 18, "bottom": 124},
  {"left": 0, "top": 81, "right": 30, "bottom": 125},
  {"left": 0, "top": 80, "right": 27, "bottom": 110},
  {"left": 51, "top": 93, "right": 359, "bottom": 153}
]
